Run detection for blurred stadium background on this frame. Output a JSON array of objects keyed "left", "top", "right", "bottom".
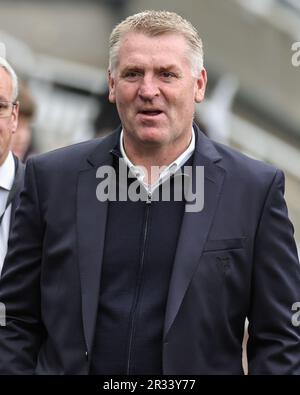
[{"left": 0, "top": 0, "right": 299, "bottom": 264}]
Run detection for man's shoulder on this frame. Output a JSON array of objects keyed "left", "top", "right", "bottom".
[
  {"left": 211, "top": 139, "right": 279, "bottom": 180},
  {"left": 197, "top": 135, "right": 283, "bottom": 197},
  {"left": 28, "top": 131, "right": 119, "bottom": 172},
  {"left": 31, "top": 139, "right": 99, "bottom": 164}
]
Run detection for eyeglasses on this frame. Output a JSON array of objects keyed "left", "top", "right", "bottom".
[{"left": 0, "top": 101, "right": 16, "bottom": 118}]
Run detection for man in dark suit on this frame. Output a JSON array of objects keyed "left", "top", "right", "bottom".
[
  {"left": 0, "top": 10, "right": 300, "bottom": 374},
  {"left": 0, "top": 57, "right": 24, "bottom": 276}
]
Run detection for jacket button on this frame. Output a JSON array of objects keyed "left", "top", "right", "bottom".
[{"left": 85, "top": 351, "right": 89, "bottom": 360}]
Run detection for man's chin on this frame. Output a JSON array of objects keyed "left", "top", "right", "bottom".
[{"left": 136, "top": 127, "right": 169, "bottom": 146}]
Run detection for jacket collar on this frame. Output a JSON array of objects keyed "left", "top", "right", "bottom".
[{"left": 85, "top": 122, "right": 222, "bottom": 169}]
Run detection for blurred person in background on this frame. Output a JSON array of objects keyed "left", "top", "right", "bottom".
[
  {"left": 11, "top": 80, "right": 36, "bottom": 162},
  {"left": 0, "top": 11, "right": 300, "bottom": 375},
  {"left": 0, "top": 57, "right": 24, "bottom": 276}
]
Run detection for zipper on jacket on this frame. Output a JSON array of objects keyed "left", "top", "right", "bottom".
[
  {"left": 146, "top": 192, "right": 152, "bottom": 204},
  {"left": 126, "top": 196, "right": 152, "bottom": 374}
]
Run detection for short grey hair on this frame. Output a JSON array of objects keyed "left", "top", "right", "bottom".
[
  {"left": 0, "top": 57, "right": 18, "bottom": 102},
  {"left": 109, "top": 10, "right": 204, "bottom": 78}
]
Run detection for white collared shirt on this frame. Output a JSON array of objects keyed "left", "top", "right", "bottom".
[
  {"left": 120, "top": 128, "right": 195, "bottom": 195},
  {"left": 0, "top": 151, "right": 15, "bottom": 275}
]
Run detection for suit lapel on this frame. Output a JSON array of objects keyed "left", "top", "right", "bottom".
[
  {"left": 76, "top": 130, "right": 120, "bottom": 354},
  {"left": 163, "top": 128, "right": 226, "bottom": 339}
]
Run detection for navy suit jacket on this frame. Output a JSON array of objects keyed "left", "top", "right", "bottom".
[{"left": 0, "top": 125, "right": 299, "bottom": 374}]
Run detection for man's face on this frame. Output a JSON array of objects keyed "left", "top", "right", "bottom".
[
  {"left": 0, "top": 67, "right": 18, "bottom": 165},
  {"left": 108, "top": 32, "right": 206, "bottom": 150}
]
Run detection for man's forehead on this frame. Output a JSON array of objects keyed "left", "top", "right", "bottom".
[
  {"left": 120, "top": 61, "right": 182, "bottom": 71},
  {"left": 121, "top": 30, "right": 187, "bottom": 45},
  {"left": 118, "top": 32, "right": 189, "bottom": 64}
]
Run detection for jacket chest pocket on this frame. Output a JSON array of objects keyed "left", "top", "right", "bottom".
[
  {"left": 190, "top": 237, "right": 250, "bottom": 306},
  {"left": 203, "top": 237, "right": 247, "bottom": 253}
]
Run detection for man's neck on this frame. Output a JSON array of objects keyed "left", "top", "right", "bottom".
[
  {"left": 126, "top": 133, "right": 192, "bottom": 162},
  {"left": 0, "top": 151, "right": 15, "bottom": 191},
  {"left": 0, "top": 150, "right": 10, "bottom": 167},
  {"left": 121, "top": 129, "right": 194, "bottom": 185}
]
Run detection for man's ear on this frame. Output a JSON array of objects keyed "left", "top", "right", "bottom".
[
  {"left": 194, "top": 68, "right": 207, "bottom": 103},
  {"left": 11, "top": 101, "right": 19, "bottom": 134},
  {"left": 108, "top": 70, "right": 116, "bottom": 103}
]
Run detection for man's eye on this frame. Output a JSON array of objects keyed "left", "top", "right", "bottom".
[
  {"left": 161, "top": 72, "right": 176, "bottom": 79},
  {"left": 124, "top": 71, "right": 141, "bottom": 79}
]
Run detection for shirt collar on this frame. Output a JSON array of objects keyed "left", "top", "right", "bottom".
[
  {"left": 160, "top": 128, "right": 195, "bottom": 178},
  {"left": 0, "top": 151, "right": 15, "bottom": 191},
  {"left": 120, "top": 128, "right": 195, "bottom": 191}
]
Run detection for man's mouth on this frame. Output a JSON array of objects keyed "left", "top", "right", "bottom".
[{"left": 138, "top": 110, "right": 163, "bottom": 116}]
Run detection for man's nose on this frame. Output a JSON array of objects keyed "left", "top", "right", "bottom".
[{"left": 138, "top": 76, "right": 160, "bottom": 100}]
